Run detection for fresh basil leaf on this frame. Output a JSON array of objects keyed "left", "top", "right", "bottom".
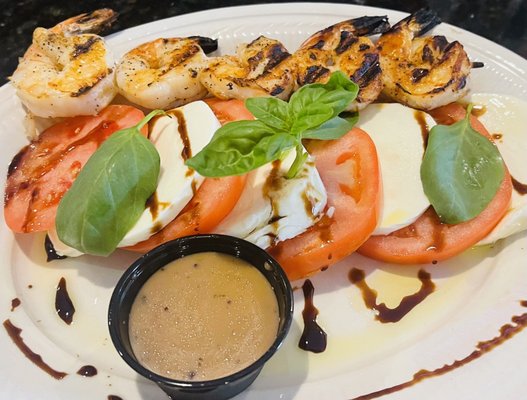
[
  {"left": 186, "top": 120, "right": 295, "bottom": 176},
  {"left": 302, "top": 113, "right": 358, "bottom": 140},
  {"left": 291, "top": 103, "right": 335, "bottom": 135},
  {"left": 289, "top": 71, "right": 358, "bottom": 134},
  {"left": 56, "top": 111, "right": 162, "bottom": 256},
  {"left": 187, "top": 71, "right": 359, "bottom": 178},
  {"left": 245, "top": 97, "right": 290, "bottom": 131},
  {"left": 323, "top": 69, "right": 359, "bottom": 92},
  {"left": 421, "top": 108, "right": 505, "bottom": 224},
  {"left": 289, "top": 71, "right": 358, "bottom": 115}
]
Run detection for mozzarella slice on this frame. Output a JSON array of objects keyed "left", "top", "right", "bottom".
[
  {"left": 49, "top": 100, "right": 221, "bottom": 256},
  {"left": 215, "top": 149, "right": 327, "bottom": 249},
  {"left": 118, "top": 101, "right": 220, "bottom": 247},
  {"left": 357, "top": 103, "right": 434, "bottom": 235},
  {"left": 47, "top": 228, "right": 84, "bottom": 258},
  {"left": 468, "top": 94, "right": 527, "bottom": 245}
]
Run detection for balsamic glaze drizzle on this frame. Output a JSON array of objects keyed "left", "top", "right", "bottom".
[
  {"left": 77, "top": 365, "right": 98, "bottom": 377},
  {"left": 44, "top": 235, "right": 67, "bottom": 262},
  {"left": 2, "top": 319, "right": 67, "bottom": 380},
  {"left": 349, "top": 268, "right": 435, "bottom": 323},
  {"left": 298, "top": 279, "right": 327, "bottom": 353},
  {"left": 511, "top": 175, "right": 527, "bottom": 195},
  {"left": 55, "top": 277, "right": 75, "bottom": 325},
  {"left": 351, "top": 301, "right": 527, "bottom": 400},
  {"left": 11, "top": 298, "right": 21, "bottom": 311}
]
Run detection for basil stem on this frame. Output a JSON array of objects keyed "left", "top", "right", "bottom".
[{"left": 286, "top": 144, "right": 309, "bottom": 179}]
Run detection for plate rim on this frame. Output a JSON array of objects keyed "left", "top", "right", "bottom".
[{"left": 1, "top": 3, "right": 526, "bottom": 400}]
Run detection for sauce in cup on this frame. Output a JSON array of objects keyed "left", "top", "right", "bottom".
[{"left": 129, "top": 252, "right": 279, "bottom": 381}]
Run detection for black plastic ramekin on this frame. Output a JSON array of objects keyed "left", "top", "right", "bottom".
[{"left": 108, "top": 234, "right": 294, "bottom": 400}]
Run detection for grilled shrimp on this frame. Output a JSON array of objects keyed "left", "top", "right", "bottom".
[
  {"left": 199, "top": 36, "right": 295, "bottom": 100},
  {"left": 293, "top": 16, "right": 389, "bottom": 111},
  {"left": 377, "top": 9, "right": 473, "bottom": 110},
  {"left": 115, "top": 36, "right": 218, "bottom": 109},
  {"left": 10, "top": 9, "right": 118, "bottom": 118}
]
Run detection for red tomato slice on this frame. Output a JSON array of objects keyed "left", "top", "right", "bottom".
[
  {"left": 4, "top": 105, "right": 147, "bottom": 233},
  {"left": 125, "top": 99, "right": 251, "bottom": 253},
  {"left": 268, "top": 128, "right": 381, "bottom": 281},
  {"left": 358, "top": 103, "right": 513, "bottom": 264},
  {"left": 203, "top": 98, "right": 254, "bottom": 124}
]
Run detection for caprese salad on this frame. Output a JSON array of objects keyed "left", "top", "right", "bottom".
[{"left": 4, "top": 70, "right": 526, "bottom": 281}]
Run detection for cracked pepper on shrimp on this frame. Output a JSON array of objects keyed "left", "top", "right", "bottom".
[
  {"left": 115, "top": 36, "right": 218, "bottom": 109},
  {"left": 10, "top": 9, "right": 118, "bottom": 118},
  {"left": 199, "top": 36, "right": 295, "bottom": 100},
  {"left": 377, "top": 8, "right": 473, "bottom": 110}
]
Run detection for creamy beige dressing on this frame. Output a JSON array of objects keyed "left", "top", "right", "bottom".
[{"left": 129, "top": 252, "right": 279, "bottom": 381}]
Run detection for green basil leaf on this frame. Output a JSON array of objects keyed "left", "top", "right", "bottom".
[
  {"left": 186, "top": 120, "right": 295, "bottom": 177},
  {"left": 56, "top": 113, "right": 162, "bottom": 256},
  {"left": 302, "top": 113, "right": 358, "bottom": 140},
  {"left": 421, "top": 108, "right": 505, "bottom": 224},
  {"left": 291, "top": 103, "right": 335, "bottom": 135},
  {"left": 289, "top": 70, "right": 359, "bottom": 134},
  {"left": 188, "top": 71, "right": 359, "bottom": 179},
  {"left": 245, "top": 97, "right": 290, "bottom": 131}
]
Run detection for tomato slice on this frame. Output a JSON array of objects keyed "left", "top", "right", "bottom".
[
  {"left": 4, "top": 105, "right": 147, "bottom": 233},
  {"left": 358, "top": 103, "right": 513, "bottom": 264},
  {"left": 125, "top": 99, "right": 251, "bottom": 252},
  {"left": 203, "top": 98, "right": 255, "bottom": 124},
  {"left": 268, "top": 128, "right": 381, "bottom": 281}
]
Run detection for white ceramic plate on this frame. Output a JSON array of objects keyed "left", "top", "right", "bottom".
[{"left": 1, "top": 3, "right": 526, "bottom": 399}]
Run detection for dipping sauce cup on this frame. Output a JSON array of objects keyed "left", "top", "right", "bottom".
[{"left": 108, "top": 234, "right": 294, "bottom": 400}]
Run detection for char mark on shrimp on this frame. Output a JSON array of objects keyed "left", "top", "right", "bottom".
[
  {"left": 270, "top": 86, "right": 285, "bottom": 96},
  {"left": 10, "top": 9, "right": 118, "bottom": 118},
  {"left": 351, "top": 53, "right": 381, "bottom": 88},
  {"left": 411, "top": 68, "right": 429, "bottom": 83},
  {"left": 346, "top": 15, "right": 390, "bottom": 36},
  {"left": 335, "top": 32, "right": 358, "bottom": 55},
  {"left": 72, "top": 36, "right": 99, "bottom": 58},
  {"left": 188, "top": 36, "right": 218, "bottom": 54},
  {"left": 267, "top": 44, "right": 291, "bottom": 70},
  {"left": 293, "top": 15, "right": 390, "bottom": 110},
  {"left": 432, "top": 35, "right": 449, "bottom": 51},
  {"left": 71, "top": 69, "right": 111, "bottom": 97},
  {"left": 377, "top": 8, "right": 473, "bottom": 110},
  {"left": 393, "top": 8, "right": 441, "bottom": 36},
  {"left": 311, "top": 40, "right": 325, "bottom": 50},
  {"left": 301, "top": 65, "right": 331, "bottom": 85}
]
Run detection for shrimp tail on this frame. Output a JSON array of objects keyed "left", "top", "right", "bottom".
[
  {"left": 54, "top": 8, "right": 118, "bottom": 36},
  {"left": 347, "top": 15, "right": 390, "bottom": 36},
  {"left": 395, "top": 8, "right": 441, "bottom": 37},
  {"left": 188, "top": 36, "right": 218, "bottom": 54}
]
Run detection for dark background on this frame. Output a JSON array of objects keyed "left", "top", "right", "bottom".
[{"left": 1, "top": 0, "right": 526, "bottom": 84}]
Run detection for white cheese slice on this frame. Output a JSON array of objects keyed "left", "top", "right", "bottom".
[
  {"left": 468, "top": 94, "right": 527, "bottom": 245},
  {"left": 118, "top": 100, "right": 220, "bottom": 247},
  {"left": 215, "top": 149, "right": 327, "bottom": 249},
  {"left": 48, "top": 100, "right": 221, "bottom": 256},
  {"left": 47, "top": 228, "right": 84, "bottom": 258},
  {"left": 357, "top": 103, "right": 434, "bottom": 235}
]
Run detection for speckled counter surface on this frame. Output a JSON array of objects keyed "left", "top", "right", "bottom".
[{"left": 1, "top": 0, "right": 525, "bottom": 84}]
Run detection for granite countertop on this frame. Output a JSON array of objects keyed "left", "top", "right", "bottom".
[{"left": 1, "top": 0, "right": 525, "bottom": 84}]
